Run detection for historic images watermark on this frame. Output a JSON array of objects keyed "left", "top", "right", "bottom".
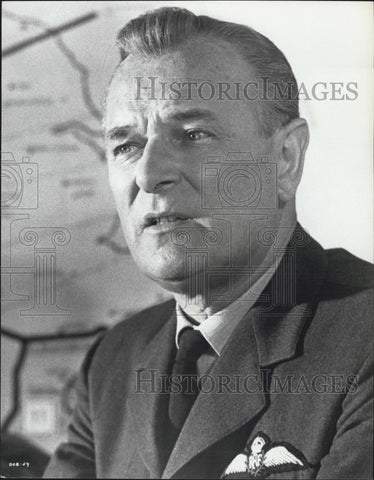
[
  {"left": 134, "top": 369, "right": 359, "bottom": 395},
  {"left": 1, "top": 152, "right": 71, "bottom": 316},
  {"left": 134, "top": 77, "right": 359, "bottom": 102},
  {"left": 200, "top": 152, "right": 277, "bottom": 210}
]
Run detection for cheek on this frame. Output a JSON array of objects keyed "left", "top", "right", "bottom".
[
  {"left": 180, "top": 150, "right": 215, "bottom": 189},
  {"left": 108, "top": 166, "right": 132, "bottom": 208}
]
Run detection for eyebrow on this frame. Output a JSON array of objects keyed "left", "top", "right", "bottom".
[
  {"left": 168, "top": 108, "right": 219, "bottom": 123},
  {"left": 105, "top": 108, "right": 219, "bottom": 141},
  {"left": 105, "top": 126, "right": 132, "bottom": 141}
]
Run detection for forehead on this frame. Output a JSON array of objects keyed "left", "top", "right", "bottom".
[{"left": 104, "top": 38, "right": 258, "bottom": 130}]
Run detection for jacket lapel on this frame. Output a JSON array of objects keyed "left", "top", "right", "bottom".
[
  {"left": 253, "top": 227, "right": 327, "bottom": 367},
  {"left": 162, "top": 226, "right": 328, "bottom": 478},
  {"left": 162, "top": 306, "right": 266, "bottom": 479},
  {"left": 128, "top": 306, "right": 177, "bottom": 478}
]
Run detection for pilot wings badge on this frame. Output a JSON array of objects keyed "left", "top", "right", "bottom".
[{"left": 221, "top": 432, "right": 309, "bottom": 478}]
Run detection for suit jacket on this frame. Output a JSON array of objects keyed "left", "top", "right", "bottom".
[{"left": 44, "top": 227, "right": 374, "bottom": 479}]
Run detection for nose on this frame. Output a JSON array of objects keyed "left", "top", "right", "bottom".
[{"left": 135, "top": 136, "right": 181, "bottom": 193}]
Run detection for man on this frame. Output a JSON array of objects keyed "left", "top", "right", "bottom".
[{"left": 44, "top": 7, "right": 373, "bottom": 479}]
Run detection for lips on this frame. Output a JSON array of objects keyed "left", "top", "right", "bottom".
[
  {"left": 144, "top": 213, "right": 191, "bottom": 228},
  {"left": 153, "top": 215, "right": 190, "bottom": 226}
]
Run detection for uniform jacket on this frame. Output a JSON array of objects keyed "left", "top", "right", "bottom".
[{"left": 44, "top": 227, "right": 374, "bottom": 479}]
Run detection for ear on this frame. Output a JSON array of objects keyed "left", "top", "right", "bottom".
[{"left": 275, "top": 118, "right": 309, "bottom": 203}]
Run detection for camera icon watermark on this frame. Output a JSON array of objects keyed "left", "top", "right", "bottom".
[
  {"left": 1, "top": 152, "right": 39, "bottom": 209},
  {"left": 201, "top": 152, "right": 277, "bottom": 210}
]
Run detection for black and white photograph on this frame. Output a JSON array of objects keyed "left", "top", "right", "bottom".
[{"left": 1, "top": 1, "right": 373, "bottom": 478}]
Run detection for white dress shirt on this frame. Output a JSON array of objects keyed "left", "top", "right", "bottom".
[{"left": 175, "top": 258, "right": 283, "bottom": 375}]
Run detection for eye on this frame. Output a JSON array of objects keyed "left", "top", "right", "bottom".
[
  {"left": 185, "top": 130, "right": 213, "bottom": 143},
  {"left": 113, "top": 143, "right": 140, "bottom": 158}
]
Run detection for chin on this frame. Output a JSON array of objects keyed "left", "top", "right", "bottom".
[
  {"left": 135, "top": 249, "right": 207, "bottom": 291},
  {"left": 133, "top": 249, "right": 185, "bottom": 281},
  {"left": 146, "top": 263, "right": 186, "bottom": 283}
]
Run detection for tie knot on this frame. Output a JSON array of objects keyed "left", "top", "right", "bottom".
[{"left": 177, "top": 328, "right": 209, "bottom": 362}]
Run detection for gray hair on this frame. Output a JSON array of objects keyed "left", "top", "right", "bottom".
[{"left": 116, "top": 7, "right": 299, "bottom": 136}]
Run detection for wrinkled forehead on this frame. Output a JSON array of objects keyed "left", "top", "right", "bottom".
[
  {"left": 104, "top": 40, "right": 257, "bottom": 130},
  {"left": 109, "top": 36, "right": 253, "bottom": 88}
]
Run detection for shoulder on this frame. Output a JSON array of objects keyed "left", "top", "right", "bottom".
[
  {"left": 97, "top": 298, "right": 175, "bottom": 353},
  {"left": 321, "top": 248, "right": 374, "bottom": 304},
  {"left": 325, "top": 248, "right": 374, "bottom": 289},
  {"left": 89, "top": 298, "right": 176, "bottom": 369},
  {"left": 313, "top": 248, "right": 373, "bottom": 357}
]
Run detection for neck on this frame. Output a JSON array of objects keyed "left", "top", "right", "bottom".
[
  {"left": 172, "top": 274, "right": 254, "bottom": 320},
  {"left": 172, "top": 211, "right": 297, "bottom": 320}
]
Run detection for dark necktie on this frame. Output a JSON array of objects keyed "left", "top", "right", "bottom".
[{"left": 168, "top": 327, "right": 210, "bottom": 429}]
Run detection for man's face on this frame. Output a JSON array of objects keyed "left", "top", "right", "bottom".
[{"left": 105, "top": 38, "right": 279, "bottom": 289}]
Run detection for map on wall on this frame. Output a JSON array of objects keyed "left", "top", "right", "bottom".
[{"left": 1, "top": 1, "right": 170, "bottom": 453}]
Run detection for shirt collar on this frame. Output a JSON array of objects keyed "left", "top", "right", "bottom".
[{"left": 175, "top": 262, "right": 278, "bottom": 356}]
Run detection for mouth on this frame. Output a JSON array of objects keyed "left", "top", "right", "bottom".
[{"left": 143, "top": 213, "right": 193, "bottom": 230}]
